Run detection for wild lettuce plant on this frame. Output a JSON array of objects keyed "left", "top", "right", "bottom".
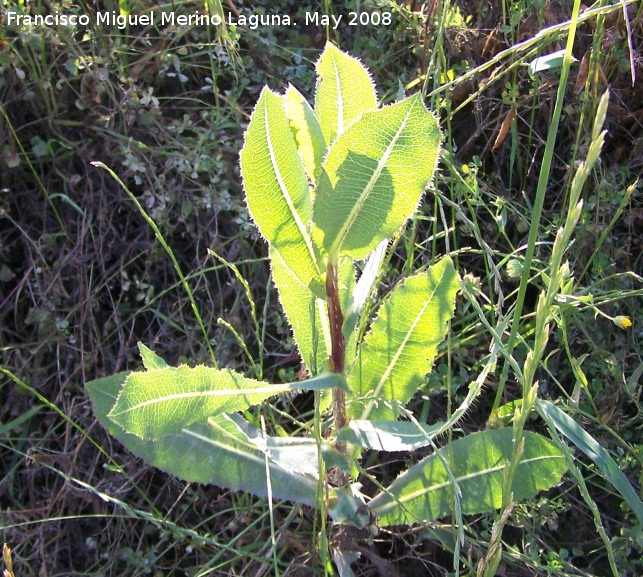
[{"left": 86, "top": 42, "right": 567, "bottom": 560}]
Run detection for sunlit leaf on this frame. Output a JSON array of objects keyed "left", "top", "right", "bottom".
[
  {"left": 313, "top": 94, "right": 441, "bottom": 260},
  {"left": 86, "top": 374, "right": 319, "bottom": 506},
  {"left": 369, "top": 428, "right": 567, "bottom": 525},
  {"left": 240, "top": 86, "right": 323, "bottom": 295},
  {"left": 337, "top": 419, "right": 446, "bottom": 452},
  {"left": 108, "top": 364, "right": 347, "bottom": 439},
  {"left": 315, "top": 42, "right": 377, "bottom": 146},
  {"left": 285, "top": 84, "right": 326, "bottom": 185},
  {"left": 138, "top": 342, "right": 168, "bottom": 370},
  {"left": 270, "top": 244, "right": 329, "bottom": 374},
  {"left": 271, "top": 246, "right": 356, "bottom": 378},
  {"left": 347, "top": 257, "right": 460, "bottom": 420},
  {"left": 226, "top": 413, "right": 348, "bottom": 476}
]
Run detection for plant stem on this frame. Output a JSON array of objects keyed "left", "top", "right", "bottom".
[
  {"left": 490, "top": 0, "right": 581, "bottom": 418},
  {"left": 326, "top": 261, "right": 347, "bottom": 433}
]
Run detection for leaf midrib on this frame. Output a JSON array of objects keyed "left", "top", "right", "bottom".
[
  {"left": 360, "top": 264, "right": 446, "bottom": 420},
  {"left": 327, "top": 99, "right": 417, "bottom": 258},
  {"left": 262, "top": 95, "right": 321, "bottom": 278},
  {"left": 111, "top": 384, "right": 289, "bottom": 418},
  {"left": 184, "top": 423, "right": 319, "bottom": 487},
  {"left": 372, "top": 452, "right": 565, "bottom": 515}
]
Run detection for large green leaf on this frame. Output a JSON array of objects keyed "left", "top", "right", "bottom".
[
  {"left": 347, "top": 257, "right": 460, "bottom": 420},
  {"left": 369, "top": 428, "right": 567, "bottom": 525},
  {"left": 108, "top": 365, "right": 347, "bottom": 438},
  {"left": 314, "top": 42, "right": 377, "bottom": 146},
  {"left": 313, "top": 93, "right": 441, "bottom": 260},
  {"left": 285, "top": 84, "right": 326, "bottom": 186},
  {"left": 240, "top": 86, "right": 323, "bottom": 295},
  {"left": 86, "top": 374, "right": 320, "bottom": 506}
]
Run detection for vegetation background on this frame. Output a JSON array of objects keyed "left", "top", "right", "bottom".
[{"left": 1, "top": 0, "right": 641, "bottom": 575}]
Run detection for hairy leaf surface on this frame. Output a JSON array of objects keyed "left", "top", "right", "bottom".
[
  {"left": 271, "top": 246, "right": 356, "bottom": 377},
  {"left": 240, "top": 86, "right": 322, "bottom": 294},
  {"left": 108, "top": 365, "right": 347, "bottom": 438},
  {"left": 347, "top": 257, "right": 459, "bottom": 420},
  {"left": 87, "top": 374, "right": 319, "bottom": 506},
  {"left": 313, "top": 94, "right": 441, "bottom": 260},
  {"left": 226, "top": 413, "right": 348, "bottom": 476},
  {"left": 285, "top": 85, "right": 326, "bottom": 185},
  {"left": 337, "top": 419, "right": 446, "bottom": 452},
  {"left": 369, "top": 428, "right": 567, "bottom": 525},
  {"left": 270, "top": 244, "right": 329, "bottom": 374},
  {"left": 314, "top": 42, "right": 377, "bottom": 146}
]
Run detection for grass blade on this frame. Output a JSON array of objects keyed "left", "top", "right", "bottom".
[{"left": 537, "top": 400, "right": 643, "bottom": 526}]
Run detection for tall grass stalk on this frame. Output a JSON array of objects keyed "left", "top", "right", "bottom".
[
  {"left": 479, "top": 84, "right": 612, "bottom": 575},
  {"left": 478, "top": 0, "right": 604, "bottom": 570},
  {"left": 490, "top": 0, "right": 582, "bottom": 417}
]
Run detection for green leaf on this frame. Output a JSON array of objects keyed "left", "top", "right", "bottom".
[
  {"left": 327, "top": 483, "right": 370, "bottom": 529},
  {"left": 285, "top": 84, "right": 326, "bottom": 186},
  {"left": 226, "top": 413, "right": 348, "bottom": 476},
  {"left": 342, "top": 239, "right": 388, "bottom": 340},
  {"left": 86, "top": 374, "right": 319, "bottom": 506},
  {"left": 240, "top": 86, "right": 323, "bottom": 295},
  {"left": 337, "top": 420, "right": 446, "bottom": 452},
  {"left": 138, "top": 342, "right": 168, "bottom": 370},
  {"left": 528, "top": 49, "right": 577, "bottom": 75},
  {"left": 314, "top": 42, "right": 377, "bottom": 146},
  {"left": 108, "top": 364, "right": 347, "bottom": 439},
  {"left": 108, "top": 366, "right": 292, "bottom": 438},
  {"left": 271, "top": 246, "right": 356, "bottom": 379},
  {"left": 313, "top": 93, "right": 441, "bottom": 260},
  {"left": 537, "top": 400, "right": 643, "bottom": 526},
  {"left": 270, "top": 244, "right": 329, "bottom": 374},
  {"left": 369, "top": 428, "right": 567, "bottom": 525},
  {"left": 347, "top": 257, "right": 460, "bottom": 420}
]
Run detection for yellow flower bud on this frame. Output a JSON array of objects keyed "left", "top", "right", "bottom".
[{"left": 613, "top": 316, "right": 632, "bottom": 329}]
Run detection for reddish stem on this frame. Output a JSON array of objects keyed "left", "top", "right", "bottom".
[{"left": 326, "top": 262, "right": 347, "bottom": 433}]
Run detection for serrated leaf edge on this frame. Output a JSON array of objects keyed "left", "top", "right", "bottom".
[
  {"left": 240, "top": 87, "right": 322, "bottom": 285},
  {"left": 315, "top": 42, "right": 378, "bottom": 145},
  {"left": 353, "top": 258, "right": 457, "bottom": 420},
  {"left": 107, "top": 366, "right": 288, "bottom": 422}
]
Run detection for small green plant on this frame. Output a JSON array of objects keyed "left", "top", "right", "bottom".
[{"left": 86, "top": 43, "right": 567, "bottom": 571}]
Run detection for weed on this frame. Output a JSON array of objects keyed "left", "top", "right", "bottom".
[{"left": 2, "top": 1, "right": 642, "bottom": 575}]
